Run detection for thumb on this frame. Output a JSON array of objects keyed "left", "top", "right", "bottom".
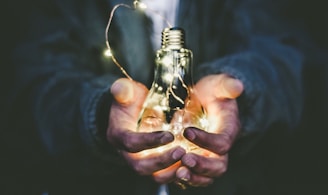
[
  {"left": 216, "top": 74, "right": 244, "bottom": 99},
  {"left": 110, "top": 78, "right": 136, "bottom": 104},
  {"left": 195, "top": 74, "right": 244, "bottom": 100}
]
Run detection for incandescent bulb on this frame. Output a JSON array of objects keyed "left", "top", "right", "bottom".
[{"left": 136, "top": 28, "right": 209, "bottom": 155}]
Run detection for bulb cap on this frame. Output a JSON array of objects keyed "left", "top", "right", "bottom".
[{"left": 161, "top": 27, "right": 185, "bottom": 49}]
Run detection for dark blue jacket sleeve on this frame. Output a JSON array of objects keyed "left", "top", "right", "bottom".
[
  {"left": 197, "top": 37, "right": 303, "bottom": 135},
  {"left": 8, "top": 0, "right": 124, "bottom": 175},
  {"left": 193, "top": 0, "right": 304, "bottom": 154}
]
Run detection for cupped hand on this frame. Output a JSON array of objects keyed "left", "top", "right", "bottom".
[
  {"left": 107, "top": 78, "right": 186, "bottom": 178},
  {"left": 176, "top": 74, "right": 244, "bottom": 187}
]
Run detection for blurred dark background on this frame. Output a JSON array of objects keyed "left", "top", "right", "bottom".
[{"left": 1, "top": 0, "right": 328, "bottom": 194}]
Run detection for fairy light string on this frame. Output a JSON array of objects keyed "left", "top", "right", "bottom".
[
  {"left": 104, "top": 0, "right": 172, "bottom": 80},
  {"left": 105, "top": 1, "right": 205, "bottom": 125},
  {"left": 105, "top": 2, "right": 212, "bottom": 193},
  {"left": 105, "top": 1, "right": 197, "bottom": 131}
]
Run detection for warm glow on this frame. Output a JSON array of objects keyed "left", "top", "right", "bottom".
[
  {"left": 104, "top": 48, "right": 113, "bottom": 57},
  {"left": 137, "top": 2, "right": 147, "bottom": 10},
  {"left": 162, "top": 124, "right": 171, "bottom": 131},
  {"left": 157, "top": 86, "right": 163, "bottom": 91},
  {"left": 161, "top": 56, "right": 173, "bottom": 66},
  {"left": 163, "top": 73, "right": 174, "bottom": 83},
  {"left": 153, "top": 161, "right": 181, "bottom": 177},
  {"left": 199, "top": 116, "right": 209, "bottom": 129},
  {"left": 207, "top": 115, "right": 221, "bottom": 133}
]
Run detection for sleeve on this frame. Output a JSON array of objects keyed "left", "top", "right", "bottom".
[
  {"left": 195, "top": 0, "right": 304, "bottom": 154},
  {"left": 7, "top": 0, "right": 126, "bottom": 175}
]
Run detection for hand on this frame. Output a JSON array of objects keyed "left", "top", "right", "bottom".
[
  {"left": 107, "top": 78, "right": 186, "bottom": 178},
  {"left": 176, "top": 74, "right": 244, "bottom": 187}
]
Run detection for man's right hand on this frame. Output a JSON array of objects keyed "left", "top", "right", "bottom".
[{"left": 107, "top": 78, "right": 186, "bottom": 179}]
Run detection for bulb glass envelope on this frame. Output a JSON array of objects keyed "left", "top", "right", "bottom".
[{"left": 136, "top": 28, "right": 209, "bottom": 154}]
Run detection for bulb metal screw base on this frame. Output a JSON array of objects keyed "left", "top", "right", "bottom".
[{"left": 161, "top": 27, "right": 185, "bottom": 49}]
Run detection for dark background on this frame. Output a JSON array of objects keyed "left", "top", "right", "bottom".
[{"left": 1, "top": 0, "right": 328, "bottom": 194}]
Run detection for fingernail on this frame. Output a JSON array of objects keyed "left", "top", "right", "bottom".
[
  {"left": 172, "top": 148, "right": 185, "bottom": 160},
  {"left": 184, "top": 155, "right": 196, "bottom": 168},
  {"left": 184, "top": 128, "right": 196, "bottom": 141},
  {"left": 178, "top": 168, "right": 190, "bottom": 181},
  {"left": 160, "top": 133, "right": 174, "bottom": 144}
]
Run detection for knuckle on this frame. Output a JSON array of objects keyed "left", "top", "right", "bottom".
[
  {"left": 106, "top": 130, "right": 122, "bottom": 148},
  {"left": 195, "top": 161, "right": 205, "bottom": 172},
  {"left": 156, "top": 159, "right": 167, "bottom": 168},
  {"left": 123, "top": 136, "right": 138, "bottom": 152},
  {"left": 218, "top": 144, "right": 230, "bottom": 155},
  {"left": 217, "top": 135, "right": 231, "bottom": 154},
  {"left": 220, "top": 165, "right": 228, "bottom": 175},
  {"left": 196, "top": 179, "right": 213, "bottom": 187},
  {"left": 133, "top": 162, "right": 148, "bottom": 176},
  {"left": 215, "top": 161, "right": 228, "bottom": 176}
]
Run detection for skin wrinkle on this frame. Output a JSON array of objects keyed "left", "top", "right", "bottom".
[
  {"left": 171, "top": 74, "right": 242, "bottom": 187},
  {"left": 4, "top": 0, "right": 310, "bottom": 193},
  {"left": 108, "top": 75, "right": 243, "bottom": 187},
  {"left": 125, "top": 147, "right": 183, "bottom": 176}
]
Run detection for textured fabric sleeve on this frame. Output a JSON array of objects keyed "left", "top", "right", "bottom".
[
  {"left": 7, "top": 0, "right": 126, "bottom": 175},
  {"left": 193, "top": 0, "right": 305, "bottom": 155},
  {"left": 196, "top": 37, "right": 303, "bottom": 135}
]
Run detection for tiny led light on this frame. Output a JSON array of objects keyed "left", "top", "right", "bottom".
[
  {"left": 137, "top": 2, "right": 147, "bottom": 10},
  {"left": 161, "top": 56, "right": 173, "bottom": 67},
  {"left": 104, "top": 48, "right": 113, "bottom": 57},
  {"left": 153, "top": 105, "right": 164, "bottom": 112},
  {"left": 199, "top": 116, "right": 209, "bottom": 129},
  {"left": 163, "top": 73, "right": 174, "bottom": 83},
  {"left": 162, "top": 124, "right": 171, "bottom": 131},
  {"left": 105, "top": 0, "right": 172, "bottom": 80},
  {"left": 157, "top": 86, "right": 163, "bottom": 91}
]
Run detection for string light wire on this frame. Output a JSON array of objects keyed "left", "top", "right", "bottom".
[{"left": 105, "top": 0, "right": 172, "bottom": 80}]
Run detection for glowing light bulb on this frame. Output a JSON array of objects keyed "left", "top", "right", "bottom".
[{"left": 136, "top": 27, "right": 209, "bottom": 154}]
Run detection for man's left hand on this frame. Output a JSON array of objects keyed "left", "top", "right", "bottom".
[{"left": 176, "top": 74, "right": 244, "bottom": 187}]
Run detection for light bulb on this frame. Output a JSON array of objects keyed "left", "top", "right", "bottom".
[{"left": 136, "top": 27, "right": 209, "bottom": 155}]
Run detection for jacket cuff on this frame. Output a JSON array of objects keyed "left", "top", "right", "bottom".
[{"left": 79, "top": 74, "right": 125, "bottom": 172}]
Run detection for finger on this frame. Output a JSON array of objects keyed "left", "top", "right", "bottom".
[
  {"left": 122, "top": 147, "right": 186, "bottom": 176},
  {"left": 217, "top": 75, "right": 244, "bottom": 99},
  {"left": 108, "top": 79, "right": 147, "bottom": 132},
  {"left": 184, "top": 94, "right": 240, "bottom": 154},
  {"left": 195, "top": 74, "right": 244, "bottom": 100},
  {"left": 180, "top": 153, "right": 228, "bottom": 178},
  {"left": 115, "top": 130, "right": 174, "bottom": 152},
  {"left": 152, "top": 161, "right": 181, "bottom": 184},
  {"left": 184, "top": 127, "right": 234, "bottom": 155},
  {"left": 176, "top": 166, "right": 214, "bottom": 187},
  {"left": 109, "top": 78, "right": 162, "bottom": 150},
  {"left": 111, "top": 78, "right": 133, "bottom": 104},
  {"left": 111, "top": 78, "right": 148, "bottom": 105}
]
